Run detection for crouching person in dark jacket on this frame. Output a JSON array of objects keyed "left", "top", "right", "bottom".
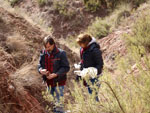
[
  {"left": 38, "top": 35, "right": 70, "bottom": 113},
  {"left": 76, "top": 33, "right": 104, "bottom": 102}
]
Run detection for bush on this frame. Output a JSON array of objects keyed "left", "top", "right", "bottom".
[
  {"left": 5, "top": 36, "right": 30, "bottom": 67},
  {"left": 114, "top": 3, "right": 131, "bottom": 27},
  {"left": 83, "top": 0, "right": 101, "bottom": 12},
  {"left": 53, "top": 0, "right": 75, "bottom": 19},
  {"left": 126, "top": 15, "right": 150, "bottom": 51},
  {"left": 86, "top": 3, "right": 131, "bottom": 39},
  {"left": 131, "top": 0, "right": 147, "bottom": 8},
  {"left": 105, "top": 0, "right": 147, "bottom": 10},
  {"left": 37, "top": 0, "right": 48, "bottom": 7},
  {"left": 87, "top": 17, "right": 111, "bottom": 39},
  {"left": 9, "top": 0, "right": 20, "bottom": 6},
  {"left": 83, "top": 0, "right": 146, "bottom": 11}
]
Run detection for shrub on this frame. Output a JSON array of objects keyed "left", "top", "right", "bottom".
[
  {"left": 105, "top": 0, "right": 147, "bottom": 10},
  {"left": 131, "top": 0, "right": 147, "bottom": 8},
  {"left": 114, "top": 3, "right": 131, "bottom": 27},
  {"left": 87, "top": 17, "right": 111, "bottom": 39},
  {"left": 9, "top": 0, "right": 21, "bottom": 6},
  {"left": 126, "top": 15, "right": 150, "bottom": 51},
  {"left": 37, "top": 0, "right": 48, "bottom": 7},
  {"left": 53, "top": 0, "right": 75, "bottom": 19},
  {"left": 5, "top": 36, "right": 30, "bottom": 67},
  {"left": 86, "top": 3, "right": 131, "bottom": 39},
  {"left": 83, "top": 0, "right": 101, "bottom": 12}
]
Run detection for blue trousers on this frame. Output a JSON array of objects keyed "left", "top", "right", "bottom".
[
  {"left": 48, "top": 86, "right": 64, "bottom": 103},
  {"left": 87, "top": 78, "right": 100, "bottom": 102}
]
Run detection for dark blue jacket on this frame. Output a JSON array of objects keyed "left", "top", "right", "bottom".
[
  {"left": 80, "top": 42, "right": 103, "bottom": 75},
  {"left": 38, "top": 46, "right": 70, "bottom": 87}
]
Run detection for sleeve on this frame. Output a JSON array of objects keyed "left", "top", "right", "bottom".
[
  {"left": 38, "top": 52, "right": 45, "bottom": 74},
  {"left": 92, "top": 48, "right": 104, "bottom": 75},
  {"left": 56, "top": 51, "right": 70, "bottom": 76}
]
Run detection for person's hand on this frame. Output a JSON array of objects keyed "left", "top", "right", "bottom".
[
  {"left": 40, "top": 69, "right": 49, "bottom": 76},
  {"left": 47, "top": 73, "right": 57, "bottom": 80},
  {"left": 74, "top": 63, "right": 81, "bottom": 69}
]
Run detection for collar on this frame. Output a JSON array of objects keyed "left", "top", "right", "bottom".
[
  {"left": 88, "top": 37, "right": 96, "bottom": 46},
  {"left": 44, "top": 45, "right": 59, "bottom": 56}
]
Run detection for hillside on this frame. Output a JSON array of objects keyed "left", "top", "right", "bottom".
[
  {"left": 1, "top": 0, "right": 150, "bottom": 113},
  {"left": 0, "top": 6, "right": 78, "bottom": 113}
]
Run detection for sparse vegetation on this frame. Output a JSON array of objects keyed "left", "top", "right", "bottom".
[
  {"left": 64, "top": 7, "right": 150, "bottom": 113},
  {"left": 37, "top": 0, "right": 48, "bottom": 7},
  {"left": 116, "top": 10, "right": 130, "bottom": 25},
  {"left": 87, "top": 17, "right": 111, "bottom": 39},
  {"left": 87, "top": 3, "right": 131, "bottom": 39},
  {"left": 83, "top": 0, "right": 146, "bottom": 12},
  {"left": 9, "top": 0, "right": 20, "bottom": 6},
  {"left": 106, "top": 0, "right": 147, "bottom": 10},
  {"left": 65, "top": 17, "right": 150, "bottom": 112},
  {"left": 126, "top": 15, "right": 150, "bottom": 52},
  {"left": 5, "top": 35, "right": 32, "bottom": 68},
  {"left": 113, "top": 3, "right": 131, "bottom": 27},
  {"left": 1, "top": 0, "right": 150, "bottom": 112},
  {"left": 53, "top": 0, "right": 75, "bottom": 19},
  {"left": 83, "top": 0, "right": 101, "bottom": 12}
]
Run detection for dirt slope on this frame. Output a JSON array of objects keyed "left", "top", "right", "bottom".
[
  {"left": 98, "top": 3, "right": 150, "bottom": 71},
  {"left": 0, "top": 7, "right": 78, "bottom": 113},
  {"left": 1, "top": 1, "right": 149, "bottom": 112},
  {"left": 11, "top": 0, "right": 108, "bottom": 38}
]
